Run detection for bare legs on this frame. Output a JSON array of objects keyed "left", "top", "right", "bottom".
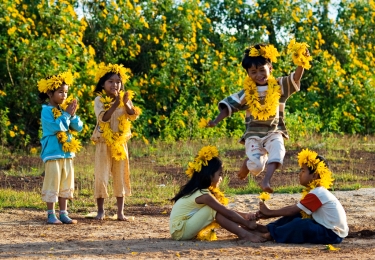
[
  {"left": 215, "top": 213, "right": 266, "bottom": 243},
  {"left": 237, "top": 159, "right": 250, "bottom": 180},
  {"left": 237, "top": 159, "right": 279, "bottom": 193},
  {"left": 95, "top": 198, "right": 105, "bottom": 220},
  {"left": 260, "top": 162, "right": 279, "bottom": 193},
  {"left": 95, "top": 197, "right": 127, "bottom": 221},
  {"left": 116, "top": 197, "right": 128, "bottom": 221}
]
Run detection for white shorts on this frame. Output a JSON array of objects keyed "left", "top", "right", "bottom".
[{"left": 245, "top": 132, "right": 285, "bottom": 176}]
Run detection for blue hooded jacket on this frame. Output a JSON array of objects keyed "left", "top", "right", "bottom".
[{"left": 40, "top": 104, "right": 83, "bottom": 162}]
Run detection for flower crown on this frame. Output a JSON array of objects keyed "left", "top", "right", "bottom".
[
  {"left": 248, "top": 44, "right": 280, "bottom": 63},
  {"left": 185, "top": 145, "right": 219, "bottom": 178},
  {"left": 298, "top": 148, "right": 334, "bottom": 189},
  {"left": 95, "top": 63, "right": 130, "bottom": 83},
  {"left": 37, "top": 71, "right": 73, "bottom": 93}
]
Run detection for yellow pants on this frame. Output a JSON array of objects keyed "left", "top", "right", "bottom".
[
  {"left": 41, "top": 158, "right": 74, "bottom": 203},
  {"left": 94, "top": 142, "right": 131, "bottom": 198}
]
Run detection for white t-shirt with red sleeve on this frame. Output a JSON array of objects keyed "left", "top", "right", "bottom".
[{"left": 297, "top": 186, "right": 349, "bottom": 238}]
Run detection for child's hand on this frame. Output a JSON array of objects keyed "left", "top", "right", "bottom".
[
  {"left": 123, "top": 91, "right": 129, "bottom": 104},
  {"left": 206, "top": 120, "right": 217, "bottom": 128},
  {"left": 256, "top": 210, "right": 267, "bottom": 219},
  {"left": 258, "top": 201, "right": 272, "bottom": 218},
  {"left": 112, "top": 90, "right": 121, "bottom": 108},
  {"left": 65, "top": 99, "right": 77, "bottom": 116}
]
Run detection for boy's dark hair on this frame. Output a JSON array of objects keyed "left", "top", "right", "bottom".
[
  {"left": 307, "top": 155, "right": 329, "bottom": 177},
  {"left": 242, "top": 44, "right": 272, "bottom": 70},
  {"left": 171, "top": 157, "right": 222, "bottom": 202},
  {"left": 94, "top": 72, "right": 123, "bottom": 94}
]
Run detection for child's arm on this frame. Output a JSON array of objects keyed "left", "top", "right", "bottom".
[
  {"left": 257, "top": 201, "right": 301, "bottom": 219},
  {"left": 66, "top": 99, "right": 83, "bottom": 132},
  {"left": 293, "top": 49, "right": 310, "bottom": 85},
  {"left": 102, "top": 92, "right": 121, "bottom": 122},
  {"left": 207, "top": 105, "right": 229, "bottom": 127},
  {"left": 196, "top": 193, "right": 256, "bottom": 229},
  {"left": 123, "top": 91, "right": 135, "bottom": 115}
]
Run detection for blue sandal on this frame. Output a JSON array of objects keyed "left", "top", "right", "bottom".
[
  {"left": 47, "top": 213, "right": 62, "bottom": 224},
  {"left": 60, "top": 212, "right": 78, "bottom": 224}
]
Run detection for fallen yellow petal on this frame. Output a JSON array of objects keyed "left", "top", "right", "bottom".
[{"left": 325, "top": 244, "right": 340, "bottom": 251}]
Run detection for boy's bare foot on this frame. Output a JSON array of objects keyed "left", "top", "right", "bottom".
[
  {"left": 260, "top": 180, "right": 273, "bottom": 193},
  {"left": 237, "top": 159, "right": 250, "bottom": 180},
  {"left": 95, "top": 211, "right": 105, "bottom": 220}
]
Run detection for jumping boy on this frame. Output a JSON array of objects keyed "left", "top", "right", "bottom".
[{"left": 208, "top": 43, "right": 310, "bottom": 192}]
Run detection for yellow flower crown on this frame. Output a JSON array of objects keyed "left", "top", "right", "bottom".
[
  {"left": 297, "top": 148, "right": 334, "bottom": 190},
  {"left": 37, "top": 71, "right": 73, "bottom": 93},
  {"left": 95, "top": 63, "right": 130, "bottom": 83},
  {"left": 249, "top": 44, "right": 280, "bottom": 63},
  {"left": 185, "top": 145, "right": 219, "bottom": 178}
]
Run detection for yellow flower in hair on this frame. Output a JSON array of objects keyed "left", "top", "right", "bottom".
[
  {"left": 248, "top": 44, "right": 280, "bottom": 63},
  {"left": 95, "top": 62, "right": 130, "bottom": 83},
  {"left": 249, "top": 46, "right": 261, "bottom": 57},
  {"left": 298, "top": 148, "right": 319, "bottom": 169},
  {"left": 298, "top": 148, "right": 335, "bottom": 218},
  {"left": 185, "top": 146, "right": 219, "bottom": 176},
  {"left": 38, "top": 71, "right": 73, "bottom": 93},
  {"left": 260, "top": 45, "right": 280, "bottom": 63}
]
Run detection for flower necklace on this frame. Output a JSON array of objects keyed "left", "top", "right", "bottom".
[
  {"left": 298, "top": 148, "right": 334, "bottom": 219},
  {"left": 51, "top": 100, "right": 82, "bottom": 153},
  {"left": 243, "top": 75, "right": 281, "bottom": 120},
  {"left": 98, "top": 90, "right": 141, "bottom": 161}
]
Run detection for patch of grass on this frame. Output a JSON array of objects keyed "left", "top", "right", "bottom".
[
  {"left": 333, "top": 183, "right": 363, "bottom": 191},
  {"left": 0, "top": 134, "right": 374, "bottom": 212},
  {"left": 0, "top": 189, "right": 44, "bottom": 209}
]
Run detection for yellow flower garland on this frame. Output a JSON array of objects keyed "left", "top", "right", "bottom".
[
  {"left": 185, "top": 146, "right": 228, "bottom": 241},
  {"left": 51, "top": 98, "right": 82, "bottom": 154},
  {"left": 243, "top": 75, "right": 281, "bottom": 120},
  {"left": 97, "top": 90, "right": 141, "bottom": 161},
  {"left": 297, "top": 148, "right": 335, "bottom": 218}
]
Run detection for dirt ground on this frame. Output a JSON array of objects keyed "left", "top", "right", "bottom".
[
  {"left": 1, "top": 188, "right": 375, "bottom": 259},
  {"left": 1, "top": 148, "right": 375, "bottom": 259}
]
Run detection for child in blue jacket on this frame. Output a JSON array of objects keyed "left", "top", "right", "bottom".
[{"left": 38, "top": 72, "right": 83, "bottom": 224}]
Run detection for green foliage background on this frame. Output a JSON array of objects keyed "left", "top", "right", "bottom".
[{"left": 1, "top": 0, "right": 374, "bottom": 151}]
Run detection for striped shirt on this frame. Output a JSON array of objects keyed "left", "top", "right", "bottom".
[{"left": 219, "top": 73, "right": 299, "bottom": 143}]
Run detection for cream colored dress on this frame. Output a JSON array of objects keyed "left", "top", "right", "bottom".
[{"left": 91, "top": 96, "right": 139, "bottom": 198}]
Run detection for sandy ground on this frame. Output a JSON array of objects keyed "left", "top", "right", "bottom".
[{"left": 1, "top": 188, "right": 375, "bottom": 259}]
